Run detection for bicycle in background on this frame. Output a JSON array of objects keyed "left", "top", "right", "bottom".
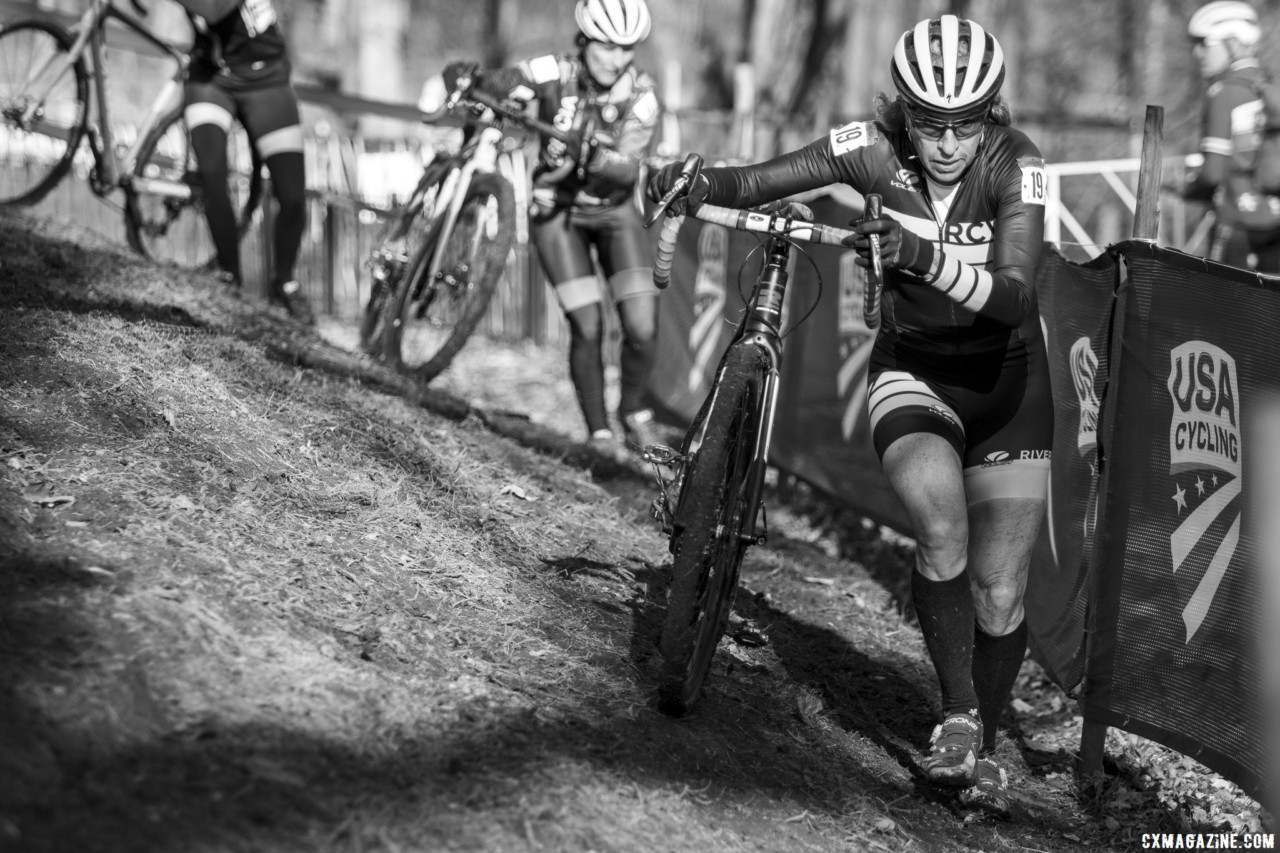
[
  {"left": 0, "top": 0, "right": 260, "bottom": 268},
  {"left": 643, "top": 154, "right": 883, "bottom": 715},
  {"left": 359, "top": 73, "right": 592, "bottom": 384}
]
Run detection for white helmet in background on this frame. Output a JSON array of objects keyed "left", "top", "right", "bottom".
[
  {"left": 891, "top": 15, "right": 1005, "bottom": 120},
  {"left": 575, "top": 0, "right": 652, "bottom": 47},
  {"left": 1188, "top": 1, "right": 1261, "bottom": 46}
]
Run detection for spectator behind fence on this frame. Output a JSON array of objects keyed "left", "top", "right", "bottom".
[
  {"left": 650, "top": 13, "right": 1050, "bottom": 819},
  {"left": 1181, "top": 1, "right": 1280, "bottom": 273},
  {"left": 170, "top": 0, "right": 314, "bottom": 324},
  {"left": 420, "top": 0, "right": 662, "bottom": 456}
]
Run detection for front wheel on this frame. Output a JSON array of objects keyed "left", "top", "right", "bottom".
[
  {"left": 0, "top": 19, "right": 90, "bottom": 206},
  {"left": 657, "top": 344, "right": 769, "bottom": 716},
  {"left": 383, "top": 172, "right": 515, "bottom": 382},
  {"left": 359, "top": 162, "right": 450, "bottom": 356},
  {"left": 124, "top": 106, "right": 262, "bottom": 269}
]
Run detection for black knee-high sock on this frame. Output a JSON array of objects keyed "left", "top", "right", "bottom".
[
  {"left": 618, "top": 333, "right": 657, "bottom": 415},
  {"left": 972, "top": 618, "right": 1027, "bottom": 753},
  {"left": 911, "top": 571, "right": 978, "bottom": 718}
]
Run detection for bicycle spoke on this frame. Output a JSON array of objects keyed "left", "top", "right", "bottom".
[{"left": 0, "top": 21, "right": 89, "bottom": 206}]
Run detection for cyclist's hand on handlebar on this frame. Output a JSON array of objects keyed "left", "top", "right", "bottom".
[
  {"left": 646, "top": 161, "right": 710, "bottom": 210},
  {"left": 442, "top": 61, "right": 482, "bottom": 95},
  {"left": 544, "top": 128, "right": 599, "bottom": 170},
  {"left": 844, "top": 213, "right": 934, "bottom": 277}
]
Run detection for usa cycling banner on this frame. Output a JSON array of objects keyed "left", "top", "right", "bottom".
[
  {"left": 1024, "top": 246, "right": 1118, "bottom": 692},
  {"left": 1081, "top": 242, "right": 1278, "bottom": 799}
]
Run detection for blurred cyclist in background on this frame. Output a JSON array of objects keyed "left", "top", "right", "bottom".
[
  {"left": 1180, "top": 0, "right": 1280, "bottom": 272},
  {"left": 172, "top": 0, "right": 314, "bottom": 324},
  {"left": 423, "top": 0, "right": 662, "bottom": 455},
  {"left": 650, "top": 14, "right": 1048, "bottom": 818}
]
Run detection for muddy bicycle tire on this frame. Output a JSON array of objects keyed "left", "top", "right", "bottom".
[
  {"left": 0, "top": 19, "right": 90, "bottom": 206},
  {"left": 657, "top": 343, "right": 769, "bottom": 716},
  {"left": 383, "top": 171, "right": 515, "bottom": 383},
  {"left": 358, "top": 162, "right": 450, "bottom": 355}
]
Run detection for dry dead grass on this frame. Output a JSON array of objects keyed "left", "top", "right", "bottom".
[{"left": 0, "top": 209, "right": 1268, "bottom": 853}]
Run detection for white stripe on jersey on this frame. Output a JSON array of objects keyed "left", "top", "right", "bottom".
[
  {"left": 524, "top": 55, "right": 561, "bottom": 85},
  {"left": 240, "top": 0, "right": 276, "bottom": 36}
]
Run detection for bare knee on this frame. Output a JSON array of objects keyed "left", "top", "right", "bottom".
[
  {"left": 913, "top": 514, "right": 968, "bottom": 581},
  {"left": 972, "top": 574, "right": 1024, "bottom": 633}
]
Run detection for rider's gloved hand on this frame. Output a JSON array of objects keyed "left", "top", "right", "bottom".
[
  {"left": 844, "top": 214, "right": 936, "bottom": 277},
  {"left": 442, "top": 61, "right": 482, "bottom": 94},
  {"left": 544, "top": 128, "right": 597, "bottom": 169},
  {"left": 645, "top": 161, "right": 710, "bottom": 208}
]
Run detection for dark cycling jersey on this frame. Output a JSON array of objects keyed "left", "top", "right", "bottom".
[
  {"left": 183, "top": 0, "right": 291, "bottom": 90},
  {"left": 695, "top": 121, "right": 1047, "bottom": 357},
  {"left": 1187, "top": 59, "right": 1280, "bottom": 232},
  {"left": 479, "top": 54, "right": 659, "bottom": 210}
]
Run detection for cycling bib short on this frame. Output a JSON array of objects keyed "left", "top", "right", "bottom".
[{"left": 533, "top": 201, "right": 655, "bottom": 312}]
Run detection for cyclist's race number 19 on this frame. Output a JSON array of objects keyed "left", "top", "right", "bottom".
[
  {"left": 1020, "top": 156, "right": 1048, "bottom": 206},
  {"left": 830, "top": 121, "right": 872, "bottom": 156}
]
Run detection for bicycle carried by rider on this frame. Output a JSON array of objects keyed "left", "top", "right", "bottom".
[
  {"left": 642, "top": 154, "right": 884, "bottom": 716},
  {"left": 358, "top": 71, "right": 603, "bottom": 384},
  {"left": 0, "top": 0, "right": 261, "bottom": 268}
]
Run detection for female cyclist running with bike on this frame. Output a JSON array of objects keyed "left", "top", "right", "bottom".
[
  {"left": 429, "top": 0, "right": 662, "bottom": 455},
  {"left": 650, "top": 14, "right": 1048, "bottom": 817},
  {"left": 172, "top": 0, "right": 313, "bottom": 324}
]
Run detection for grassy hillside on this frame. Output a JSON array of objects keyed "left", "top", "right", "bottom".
[{"left": 0, "top": 210, "right": 1267, "bottom": 852}]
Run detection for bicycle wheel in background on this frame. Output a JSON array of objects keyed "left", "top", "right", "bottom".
[
  {"left": 383, "top": 172, "right": 515, "bottom": 382},
  {"left": 0, "top": 20, "right": 89, "bottom": 206},
  {"left": 359, "top": 161, "right": 450, "bottom": 356},
  {"left": 657, "top": 343, "right": 770, "bottom": 717},
  {"left": 124, "top": 106, "right": 262, "bottom": 268}
]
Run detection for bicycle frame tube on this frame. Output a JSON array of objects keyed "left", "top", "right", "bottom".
[
  {"left": 82, "top": 0, "right": 188, "bottom": 188},
  {"left": 422, "top": 126, "right": 503, "bottom": 282}
]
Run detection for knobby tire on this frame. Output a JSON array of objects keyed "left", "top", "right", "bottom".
[
  {"left": 657, "top": 343, "right": 769, "bottom": 717},
  {"left": 125, "top": 106, "right": 263, "bottom": 269},
  {"left": 359, "top": 163, "right": 450, "bottom": 355},
  {"left": 383, "top": 171, "right": 515, "bottom": 383},
  {"left": 0, "top": 19, "right": 89, "bottom": 206}
]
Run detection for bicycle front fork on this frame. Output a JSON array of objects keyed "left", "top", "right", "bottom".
[{"left": 644, "top": 368, "right": 779, "bottom": 547}]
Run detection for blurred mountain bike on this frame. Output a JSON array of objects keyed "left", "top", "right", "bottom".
[
  {"left": 359, "top": 72, "right": 599, "bottom": 384},
  {"left": 643, "top": 154, "right": 884, "bottom": 715},
  {"left": 0, "top": 0, "right": 261, "bottom": 268}
]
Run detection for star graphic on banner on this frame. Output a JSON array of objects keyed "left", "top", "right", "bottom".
[
  {"left": 1172, "top": 482, "right": 1188, "bottom": 513},
  {"left": 1195, "top": 476, "right": 1206, "bottom": 496}
]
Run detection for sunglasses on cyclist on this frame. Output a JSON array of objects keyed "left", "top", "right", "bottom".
[{"left": 907, "top": 111, "right": 986, "bottom": 141}]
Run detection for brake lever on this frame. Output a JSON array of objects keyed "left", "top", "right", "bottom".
[{"left": 644, "top": 153, "right": 702, "bottom": 228}]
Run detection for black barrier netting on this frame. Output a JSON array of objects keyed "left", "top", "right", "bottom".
[
  {"left": 1026, "top": 245, "right": 1119, "bottom": 691},
  {"left": 1083, "top": 242, "right": 1280, "bottom": 799}
]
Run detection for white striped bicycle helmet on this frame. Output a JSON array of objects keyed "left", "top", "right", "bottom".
[
  {"left": 575, "top": 0, "right": 652, "bottom": 47},
  {"left": 891, "top": 15, "right": 1005, "bottom": 120},
  {"left": 1187, "top": 1, "right": 1261, "bottom": 46}
]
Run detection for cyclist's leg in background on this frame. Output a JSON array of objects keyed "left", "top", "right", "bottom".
[
  {"left": 593, "top": 203, "right": 658, "bottom": 421},
  {"left": 1209, "top": 217, "right": 1252, "bottom": 268},
  {"left": 237, "top": 83, "right": 306, "bottom": 293},
  {"left": 868, "top": 368, "right": 978, "bottom": 723},
  {"left": 184, "top": 82, "right": 241, "bottom": 281},
  {"left": 1247, "top": 225, "right": 1280, "bottom": 273},
  {"left": 532, "top": 208, "right": 610, "bottom": 438}
]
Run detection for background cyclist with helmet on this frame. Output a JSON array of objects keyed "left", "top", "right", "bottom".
[
  {"left": 429, "top": 0, "right": 663, "bottom": 455},
  {"left": 650, "top": 14, "right": 1047, "bottom": 817},
  {"left": 170, "top": 0, "right": 314, "bottom": 324},
  {"left": 1180, "top": 1, "right": 1280, "bottom": 272}
]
